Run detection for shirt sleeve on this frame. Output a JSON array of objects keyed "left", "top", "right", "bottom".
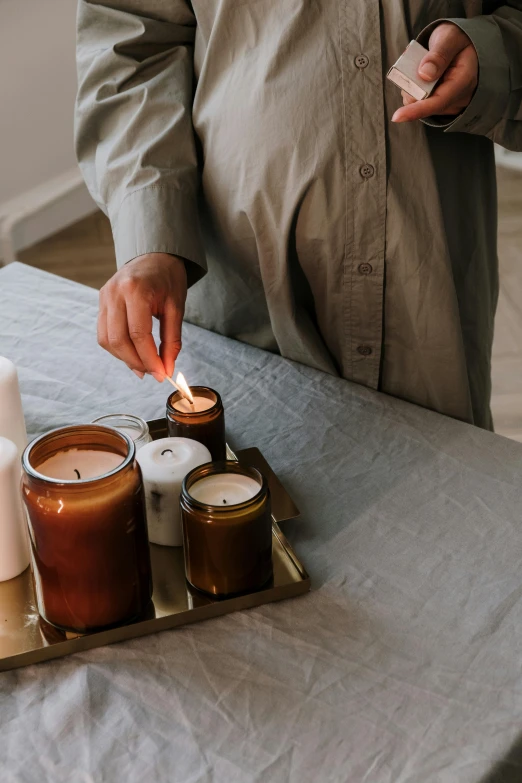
[
  {"left": 417, "top": 6, "right": 522, "bottom": 151},
  {"left": 75, "top": 0, "right": 206, "bottom": 284}
]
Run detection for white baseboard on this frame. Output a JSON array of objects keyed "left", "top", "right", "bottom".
[
  {"left": 495, "top": 146, "right": 522, "bottom": 172},
  {"left": 0, "top": 169, "right": 97, "bottom": 265}
]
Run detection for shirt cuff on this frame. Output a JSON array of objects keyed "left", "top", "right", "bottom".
[
  {"left": 417, "top": 16, "right": 511, "bottom": 136},
  {"left": 108, "top": 185, "right": 207, "bottom": 287}
]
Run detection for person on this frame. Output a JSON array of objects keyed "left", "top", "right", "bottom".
[{"left": 76, "top": 2, "right": 522, "bottom": 430}]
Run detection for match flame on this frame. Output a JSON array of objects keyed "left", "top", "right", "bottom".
[{"left": 175, "top": 372, "right": 194, "bottom": 405}]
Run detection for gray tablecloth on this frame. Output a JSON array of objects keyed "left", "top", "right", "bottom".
[{"left": 1, "top": 262, "right": 522, "bottom": 783}]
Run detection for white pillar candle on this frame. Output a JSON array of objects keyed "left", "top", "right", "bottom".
[
  {"left": 0, "top": 357, "right": 27, "bottom": 458},
  {"left": 188, "top": 473, "right": 261, "bottom": 506},
  {"left": 173, "top": 396, "right": 215, "bottom": 414},
  {"left": 0, "top": 437, "right": 29, "bottom": 582},
  {"left": 137, "top": 437, "right": 211, "bottom": 546},
  {"left": 36, "top": 449, "right": 124, "bottom": 481}
]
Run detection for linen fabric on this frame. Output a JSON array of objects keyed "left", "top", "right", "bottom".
[{"left": 1, "top": 263, "right": 522, "bottom": 781}]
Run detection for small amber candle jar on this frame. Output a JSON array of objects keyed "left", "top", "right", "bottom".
[
  {"left": 21, "top": 425, "right": 152, "bottom": 633},
  {"left": 166, "top": 386, "right": 226, "bottom": 461},
  {"left": 180, "top": 462, "right": 273, "bottom": 596}
]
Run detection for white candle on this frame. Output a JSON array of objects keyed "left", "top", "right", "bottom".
[
  {"left": 173, "top": 396, "right": 215, "bottom": 414},
  {"left": 0, "top": 357, "right": 27, "bottom": 458},
  {"left": 137, "top": 437, "right": 211, "bottom": 546},
  {"left": 36, "top": 449, "right": 124, "bottom": 481},
  {"left": 0, "top": 437, "right": 29, "bottom": 582},
  {"left": 189, "top": 473, "right": 261, "bottom": 506}
]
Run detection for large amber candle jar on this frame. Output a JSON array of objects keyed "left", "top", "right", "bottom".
[
  {"left": 21, "top": 425, "right": 152, "bottom": 633},
  {"left": 180, "top": 462, "right": 273, "bottom": 596},
  {"left": 166, "top": 386, "right": 226, "bottom": 461}
]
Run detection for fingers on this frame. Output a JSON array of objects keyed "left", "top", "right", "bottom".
[
  {"left": 401, "top": 91, "right": 416, "bottom": 107},
  {"left": 97, "top": 295, "right": 109, "bottom": 353},
  {"left": 99, "top": 288, "right": 144, "bottom": 374},
  {"left": 159, "top": 298, "right": 183, "bottom": 378},
  {"left": 98, "top": 284, "right": 150, "bottom": 379},
  {"left": 393, "top": 24, "right": 477, "bottom": 123},
  {"left": 126, "top": 293, "right": 166, "bottom": 382},
  {"left": 97, "top": 253, "right": 188, "bottom": 381},
  {"left": 392, "top": 74, "right": 469, "bottom": 122},
  {"left": 105, "top": 295, "right": 147, "bottom": 374},
  {"left": 418, "top": 22, "right": 470, "bottom": 82}
]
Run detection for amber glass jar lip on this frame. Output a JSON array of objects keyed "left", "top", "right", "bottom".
[
  {"left": 181, "top": 461, "right": 268, "bottom": 512},
  {"left": 22, "top": 424, "right": 135, "bottom": 486},
  {"left": 166, "top": 386, "right": 221, "bottom": 418}
]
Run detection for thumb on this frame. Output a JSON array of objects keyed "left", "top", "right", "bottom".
[{"left": 418, "top": 23, "right": 468, "bottom": 81}]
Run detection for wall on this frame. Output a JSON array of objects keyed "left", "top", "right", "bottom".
[
  {"left": 496, "top": 148, "right": 522, "bottom": 172},
  {"left": 0, "top": 0, "right": 95, "bottom": 261},
  {"left": 0, "top": 1, "right": 521, "bottom": 258}
]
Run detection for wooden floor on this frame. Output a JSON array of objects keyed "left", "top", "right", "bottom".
[
  {"left": 18, "top": 167, "right": 522, "bottom": 439},
  {"left": 20, "top": 209, "right": 116, "bottom": 291},
  {"left": 491, "top": 167, "right": 522, "bottom": 440}
]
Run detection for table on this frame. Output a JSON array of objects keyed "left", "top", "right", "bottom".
[{"left": 1, "top": 262, "right": 522, "bottom": 783}]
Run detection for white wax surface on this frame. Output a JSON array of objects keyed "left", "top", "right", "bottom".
[
  {"left": 189, "top": 473, "right": 261, "bottom": 506},
  {"left": 137, "top": 437, "right": 211, "bottom": 546},
  {"left": 36, "top": 449, "right": 124, "bottom": 481},
  {"left": 173, "top": 396, "right": 215, "bottom": 414},
  {"left": 0, "top": 357, "right": 27, "bottom": 458},
  {"left": 0, "top": 436, "right": 29, "bottom": 582}
]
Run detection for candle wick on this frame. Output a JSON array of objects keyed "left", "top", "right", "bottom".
[
  {"left": 161, "top": 449, "right": 173, "bottom": 456},
  {"left": 223, "top": 499, "right": 227, "bottom": 504},
  {"left": 74, "top": 469, "right": 81, "bottom": 480}
]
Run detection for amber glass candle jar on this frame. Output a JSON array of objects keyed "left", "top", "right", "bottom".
[
  {"left": 180, "top": 462, "right": 273, "bottom": 596},
  {"left": 21, "top": 425, "right": 152, "bottom": 633},
  {"left": 166, "top": 386, "right": 226, "bottom": 461}
]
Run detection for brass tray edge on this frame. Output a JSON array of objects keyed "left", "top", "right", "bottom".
[
  {"left": 224, "top": 442, "right": 308, "bottom": 582},
  {"left": 0, "top": 575, "right": 310, "bottom": 673},
  {"left": 271, "top": 520, "right": 309, "bottom": 582}
]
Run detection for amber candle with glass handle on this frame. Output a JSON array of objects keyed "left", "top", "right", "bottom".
[
  {"left": 180, "top": 462, "right": 273, "bottom": 596},
  {"left": 21, "top": 425, "right": 152, "bottom": 633},
  {"left": 166, "top": 386, "right": 226, "bottom": 461}
]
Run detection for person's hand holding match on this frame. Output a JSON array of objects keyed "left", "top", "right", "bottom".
[{"left": 98, "top": 253, "right": 187, "bottom": 382}]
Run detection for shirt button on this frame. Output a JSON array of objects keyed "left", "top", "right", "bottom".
[
  {"left": 358, "top": 263, "right": 373, "bottom": 275},
  {"left": 360, "top": 163, "right": 375, "bottom": 179},
  {"left": 355, "top": 54, "right": 370, "bottom": 69},
  {"left": 357, "top": 345, "right": 372, "bottom": 357}
]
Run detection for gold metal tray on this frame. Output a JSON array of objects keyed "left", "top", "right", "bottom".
[{"left": 0, "top": 420, "right": 310, "bottom": 672}]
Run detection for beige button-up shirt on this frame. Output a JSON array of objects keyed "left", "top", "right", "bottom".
[{"left": 76, "top": 1, "right": 522, "bottom": 429}]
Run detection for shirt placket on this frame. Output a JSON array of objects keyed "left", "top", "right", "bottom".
[{"left": 340, "top": 0, "right": 387, "bottom": 389}]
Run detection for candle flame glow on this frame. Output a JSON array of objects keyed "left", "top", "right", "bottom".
[{"left": 175, "top": 372, "right": 194, "bottom": 405}]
